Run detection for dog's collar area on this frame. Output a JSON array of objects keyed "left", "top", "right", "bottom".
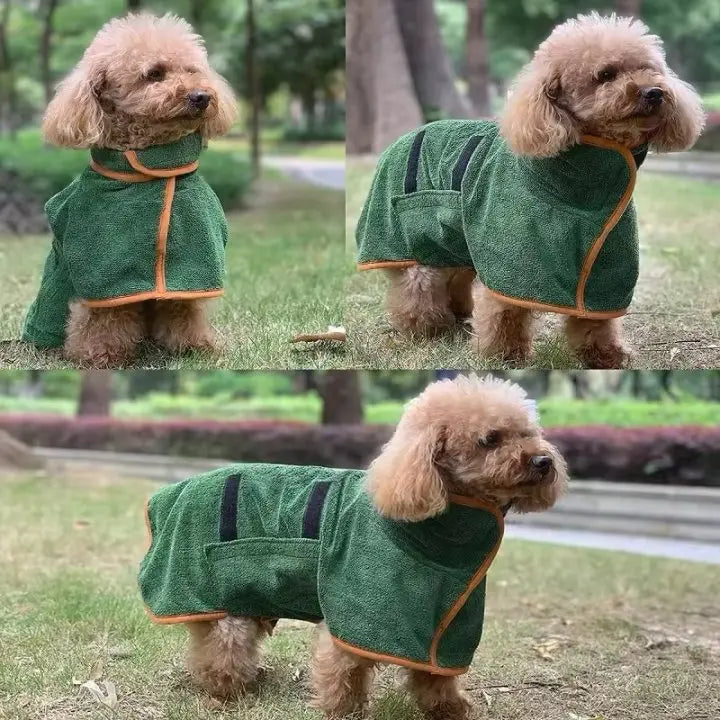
[{"left": 89, "top": 132, "right": 202, "bottom": 180}]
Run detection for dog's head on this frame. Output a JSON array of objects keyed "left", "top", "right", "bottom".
[
  {"left": 366, "top": 375, "right": 568, "bottom": 521},
  {"left": 43, "top": 13, "right": 238, "bottom": 149},
  {"left": 501, "top": 13, "right": 705, "bottom": 156}
]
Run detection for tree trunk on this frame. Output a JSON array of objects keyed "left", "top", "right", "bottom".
[
  {"left": 319, "top": 371, "right": 364, "bottom": 425},
  {"left": 615, "top": 0, "right": 642, "bottom": 17},
  {"left": 39, "top": 0, "right": 60, "bottom": 107},
  {"left": 127, "top": 0, "right": 142, "bottom": 10},
  {"left": 0, "top": 0, "right": 17, "bottom": 138},
  {"left": 465, "top": 0, "right": 490, "bottom": 116},
  {"left": 394, "top": 0, "right": 473, "bottom": 119},
  {"left": 77, "top": 371, "right": 113, "bottom": 417},
  {"left": 246, "top": 0, "right": 261, "bottom": 178},
  {"left": 346, "top": 0, "right": 423, "bottom": 153}
]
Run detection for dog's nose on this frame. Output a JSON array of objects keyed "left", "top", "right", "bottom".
[
  {"left": 188, "top": 90, "right": 211, "bottom": 110},
  {"left": 641, "top": 87, "right": 664, "bottom": 105},
  {"left": 530, "top": 455, "right": 553, "bottom": 475}
]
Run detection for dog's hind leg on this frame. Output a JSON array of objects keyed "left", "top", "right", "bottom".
[
  {"left": 150, "top": 299, "right": 218, "bottom": 353},
  {"left": 470, "top": 281, "right": 536, "bottom": 364},
  {"left": 565, "top": 316, "right": 632, "bottom": 369},
  {"left": 406, "top": 670, "right": 472, "bottom": 720},
  {"left": 64, "top": 302, "right": 145, "bottom": 367},
  {"left": 186, "top": 616, "right": 268, "bottom": 699},
  {"left": 310, "top": 623, "right": 375, "bottom": 718},
  {"left": 386, "top": 266, "right": 457, "bottom": 335}
]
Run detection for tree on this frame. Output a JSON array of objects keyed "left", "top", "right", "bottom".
[
  {"left": 127, "top": 0, "right": 142, "bottom": 10},
  {"left": 466, "top": 0, "right": 490, "bottom": 115},
  {"left": 347, "top": 0, "right": 470, "bottom": 154},
  {"left": 77, "top": 371, "right": 113, "bottom": 417},
  {"left": 39, "top": 0, "right": 60, "bottom": 106},
  {"left": 318, "top": 371, "right": 364, "bottom": 425},
  {"left": 0, "top": 0, "right": 17, "bottom": 138},
  {"left": 246, "top": 0, "right": 260, "bottom": 178}
]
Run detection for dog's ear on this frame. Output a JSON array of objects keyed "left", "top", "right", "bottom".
[
  {"left": 651, "top": 72, "right": 705, "bottom": 152},
  {"left": 366, "top": 422, "right": 448, "bottom": 522},
  {"left": 500, "top": 67, "right": 578, "bottom": 157},
  {"left": 200, "top": 69, "right": 238, "bottom": 139},
  {"left": 43, "top": 63, "right": 107, "bottom": 148}
]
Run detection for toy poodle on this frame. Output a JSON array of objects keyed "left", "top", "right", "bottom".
[
  {"left": 355, "top": 13, "right": 705, "bottom": 369},
  {"left": 22, "top": 13, "right": 238, "bottom": 366},
  {"left": 138, "top": 375, "right": 568, "bottom": 718}
]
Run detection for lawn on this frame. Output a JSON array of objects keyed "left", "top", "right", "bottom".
[
  {"left": 1, "top": 472, "right": 718, "bottom": 720},
  {"left": 345, "top": 158, "right": 720, "bottom": 370},
  {"left": 0, "top": 173, "right": 350, "bottom": 370}
]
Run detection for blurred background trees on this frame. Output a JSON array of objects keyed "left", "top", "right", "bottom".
[{"left": 348, "top": 0, "right": 720, "bottom": 153}]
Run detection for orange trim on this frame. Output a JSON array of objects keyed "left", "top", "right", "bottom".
[
  {"left": 83, "top": 289, "right": 224, "bottom": 308},
  {"left": 483, "top": 287, "right": 627, "bottom": 320},
  {"left": 155, "top": 176, "right": 175, "bottom": 293},
  {"left": 358, "top": 260, "right": 419, "bottom": 271},
  {"left": 90, "top": 160, "right": 155, "bottom": 183},
  {"left": 330, "top": 636, "right": 467, "bottom": 676},
  {"left": 575, "top": 135, "right": 637, "bottom": 314},
  {"left": 124, "top": 150, "right": 199, "bottom": 178},
  {"left": 428, "top": 500, "right": 504, "bottom": 667},
  {"left": 144, "top": 606, "right": 228, "bottom": 624}
]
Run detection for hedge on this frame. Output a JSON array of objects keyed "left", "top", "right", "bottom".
[{"left": 0, "top": 414, "right": 719, "bottom": 487}]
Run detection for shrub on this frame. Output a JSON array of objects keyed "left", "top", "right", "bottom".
[
  {"left": 0, "top": 415, "right": 719, "bottom": 487},
  {"left": 0, "top": 129, "right": 252, "bottom": 213},
  {"left": 282, "top": 121, "right": 345, "bottom": 143}
]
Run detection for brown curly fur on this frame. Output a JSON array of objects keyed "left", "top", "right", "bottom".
[
  {"left": 184, "top": 375, "right": 568, "bottom": 717},
  {"left": 386, "top": 13, "right": 704, "bottom": 369},
  {"left": 42, "top": 13, "right": 237, "bottom": 366}
]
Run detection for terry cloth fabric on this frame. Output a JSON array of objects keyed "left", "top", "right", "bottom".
[
  {"left": 138, "top": 463, "right": 505, "bottom": 676},
  {"left": 22, "top": 132, "right": 227, "bottom": 348},
  {"left": 356, "top": 119, "right": 648, "bottom": 319}
]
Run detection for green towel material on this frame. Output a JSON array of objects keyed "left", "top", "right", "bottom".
[
  {"left": 138, "top": 463, "right": 505, "bottom": 675},
  {"left": 22, "top": 132, "right": 228, "bottom": 348},
  {"left": 356, "top": 119, "right": 647, "bottom": 318}
]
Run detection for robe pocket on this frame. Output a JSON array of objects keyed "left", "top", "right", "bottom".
[
  {"left": 204, "top": 537, "right": 323, "bottom": 621},
  {"left": 391, "top": 191, "right": 467, "bottom": 266}
]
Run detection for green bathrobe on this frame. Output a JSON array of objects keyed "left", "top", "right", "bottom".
[
  {"left": 22, "top": 132, "right": 227, "bottom": 348},
  {"left": 138, "top": 463, "right": 505, "bottom": 675},
  {"left": 356, "top": 119, "right": 647, "bottom": 318}
]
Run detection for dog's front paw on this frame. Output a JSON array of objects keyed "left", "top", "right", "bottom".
[{"left": 576, "top": 342, "right": 633, "bottom": 369}]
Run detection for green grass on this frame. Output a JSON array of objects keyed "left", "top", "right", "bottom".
[
  {"left": 345, "top": 158, "right": 720, "bottom": 370},
  {"left": 701, "top": 92, "right": 720, "bottom": 110},
  {"left": 0, "top": 173, "right": 349, "bottom": 370},
  {"left": 0, "top": 394, "right": 718, "bottom": 427},
  {"left": 214, "top": 136, "right": 345, "bottom": 161},
  {"left": 1, "top": 473, "right": 719, "bottom": 719}
]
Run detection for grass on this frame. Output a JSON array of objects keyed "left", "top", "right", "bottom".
[
  {"left": 0, "top": 394, "right": 719, "bottom": 427},
  {"left": 214, "top": 135, "right": 345, "bottom": 161},
  {"left": 1, "top": 472, "right": 719, "bottom": 720},
  {"left": 345, "top": 158, "right": 720, "bottom": 370},
  {"left": 0, "top": 172, "right": 350, "bottom": 370}
]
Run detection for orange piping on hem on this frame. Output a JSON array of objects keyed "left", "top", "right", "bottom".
[
  {"left": 124, "top": 150, "right": 199, "bottom": 178},
  {"left": 330, "top": 636, "right": 467, "bottom": 676},
  {"left": 358, "top": 260, "right": 419, "bottom": 271},
  {"left": 483, "top": 288, "right": 628, "bottom": 320},
  {"left": 575, "top": 135, "right": 637, "bottom": 314},
  {"left": 428, "top": 502, "right": 505, "bottom": 667},
  {"left": 82, "top": 289, "right": 224, "bottom": 308}
]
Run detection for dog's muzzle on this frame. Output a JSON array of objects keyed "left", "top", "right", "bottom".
[{"left": 187, "top": 90, "right": 211, "bottom": 111}]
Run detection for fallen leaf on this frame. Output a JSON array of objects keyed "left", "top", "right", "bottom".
[
  {"left": 645, "top": 637, "right": 678, "bottom": 651},
  {"left": 80, "top": 680, "right": 118, "bottom": 709},
  {"left": 481, "top": 690, "right": 492, "bottom": 708},
  {"left": 73, "top": 520, "right": 91, "bottom": 530},
  {"left": 292, "top": 667, "right": 302, "bottom": 682}
]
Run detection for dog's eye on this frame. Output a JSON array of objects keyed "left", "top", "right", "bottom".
[
  {"left": 145, "top": 66, "right": 166, "bottom": 82},
  {"left": 597, "top": 66, "right": 618, "bottom": 83},
  {"left": 479, "top": 430, "right": 501, "bottom": 449}
]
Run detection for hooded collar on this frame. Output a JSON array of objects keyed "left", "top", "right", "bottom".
[
  {"left": 90, "top": 132, "right": 202, "bottom": 179},
  {"left": 378, "top": 496, "right": 504, "bottom": 570}
]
